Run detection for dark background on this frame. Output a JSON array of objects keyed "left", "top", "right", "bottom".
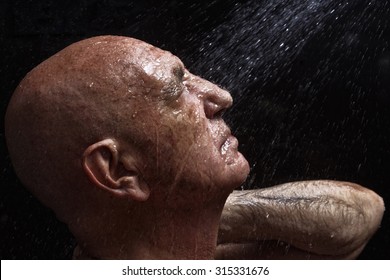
[{"left": 1, "top": 0, "right": 389, "bottom": 259}]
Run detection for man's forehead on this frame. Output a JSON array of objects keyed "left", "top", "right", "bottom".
[
  {"left": 123, "top": 44, "right": 184, "bottom": 85},
  {"left": 130, "top": 41, "right": 184, "bottom": 70}
]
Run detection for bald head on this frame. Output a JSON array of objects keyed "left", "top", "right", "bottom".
[
  {"left": 6, "top": 34, "right": 249, "bottom": 236},
  {"left": 6, "top": 37, "right": 155, "bottom": 214},
  {"left": 5, "top": 35, "right": 250, "bottom": 259}
]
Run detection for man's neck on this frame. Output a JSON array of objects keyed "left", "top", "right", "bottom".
[
  {"left": 73, "top": 201, "right": 226, "bottom": 259},
  {"left": 132, "top": 207, "right": 222, "bottom": 259}
]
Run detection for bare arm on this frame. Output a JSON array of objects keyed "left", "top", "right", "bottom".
[{"left": 217, "top": 180, "right": 385, "bottom": 259}]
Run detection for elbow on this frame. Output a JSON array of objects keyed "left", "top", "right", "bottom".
[
  {"left": 323, "top": 184, "right": 385, "bottom": 257},
  {"left": 351, "top": 188, "right": 385, "bottom": 253}
]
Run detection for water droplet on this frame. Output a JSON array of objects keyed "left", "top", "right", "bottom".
[
  {"left": 221, "top": 138, "right": 230, "bottom": 155},
  {"left": 173, "top": 110, "right": 182, "bottom": 116}
]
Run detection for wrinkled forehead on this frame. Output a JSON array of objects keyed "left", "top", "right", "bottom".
[{"left": 128, "top": 40, "right": 185, "bottom": 81}]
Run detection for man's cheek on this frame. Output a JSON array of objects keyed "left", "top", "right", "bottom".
[{"left": 166, "top": 105, "right": 205, "bottom": 145}]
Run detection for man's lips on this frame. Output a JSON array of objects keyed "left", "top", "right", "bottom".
[
  {"left": 218, "top": 127, "right": 231, "bottom": 149},
  {"left": 219, "top": 126, "right": 239, "bottom": 155},
  {"left": 210, "top": 120, "right": 239, "bottom": 155},
  {"left": 213, "top": 123, "right": 248, "bottom": 167},
  {"left": 221, "top": 135, "right": 239, "bottom": 155}
]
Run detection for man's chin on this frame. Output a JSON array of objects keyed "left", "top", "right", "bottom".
[{"left": 225, "top": 152, "right": 250, "bottom": 188}]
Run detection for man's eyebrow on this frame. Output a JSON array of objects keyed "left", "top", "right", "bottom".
[
  {"left": 159, "top": 64, "right": 185, "bottom": 100},
  {"left": 172, "top": 64, "right": 185, "bottom": 80}
]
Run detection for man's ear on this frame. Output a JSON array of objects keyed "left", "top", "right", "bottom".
[{"left": 82, "top": 139, "right": 150, "bottom": 201}]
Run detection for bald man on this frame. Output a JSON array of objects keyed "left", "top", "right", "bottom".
[{"left": 5, "top": 36, "right": 384, "bottom": 259}]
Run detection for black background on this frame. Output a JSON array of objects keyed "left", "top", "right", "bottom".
[{"left": 1, "top": 0, "right": 389, "bottom": 259}]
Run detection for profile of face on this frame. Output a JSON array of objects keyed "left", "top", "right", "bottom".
[
  {"left": 5, "top": 36, "right": 250, "bottom": 215},
  {"left": 124, "top": 38, "right": 250, "bottom": 205}
]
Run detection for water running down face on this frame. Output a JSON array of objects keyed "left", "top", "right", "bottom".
[
  {"left": 116, "top": 36, "right": 250, "bottom": 207},
  {"left": 6, "top": 36, "right": 385, "bottom": 260},
  {"left": 5, "top": 36, "right": 250, "bottom": 213}
]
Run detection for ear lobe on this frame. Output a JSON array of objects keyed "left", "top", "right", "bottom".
[
  {"left": 118, "top": 177, "right": 150, "bottom": 201},
  {"left": 82, "top": 139, "right": 150, "bottom": 201},
  {"left": 119, "top": 156, "right": 150, "bottom": 201}
]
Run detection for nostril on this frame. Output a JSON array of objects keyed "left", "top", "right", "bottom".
[
  {"left": 214, "top": 108, "right": 226, "bottom": 119},
  {"left": 204, "top": 100, "right": 226, "bottom": 119},
  {"left": 204, "top": 101, "right": 216, "bottom": 119}
]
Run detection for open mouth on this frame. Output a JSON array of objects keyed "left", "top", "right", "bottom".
[
  {"left": 220, "top": 135, "right": 239, "bottom": 155},
  {"left": 212, "top": 122, "right": 240, "bottom": 160}
]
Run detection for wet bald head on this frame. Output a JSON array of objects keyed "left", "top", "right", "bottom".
[
  {"left": 5, "top": 35, "right": 249, "bottom": 225},
  {"left": 6, "top": 37, "right": 152, "bottom": 215},
  {"left": 5, "top": 35, "right": 250, "bottom": 258}
]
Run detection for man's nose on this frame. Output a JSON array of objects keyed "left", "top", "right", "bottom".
[{"left": 185, "top": 75, "right": 233, "bottom": 119}]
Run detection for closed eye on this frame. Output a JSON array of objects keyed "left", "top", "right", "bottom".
[{"left": 161, "top": 79, "right": 184, "bottom": 102}]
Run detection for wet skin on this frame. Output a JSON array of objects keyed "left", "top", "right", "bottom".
[
  {"left": 5, "top": 36, "right": 384, "bottom": 259},
  {"left": 5, "top": 36, "right": 249, "bottom": 259},
  {"left": 120, "top": 43, "right": 250, "bottom": 208},
  {"left": 217, "top": 180, "right": 384, "bottom": 259}
]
